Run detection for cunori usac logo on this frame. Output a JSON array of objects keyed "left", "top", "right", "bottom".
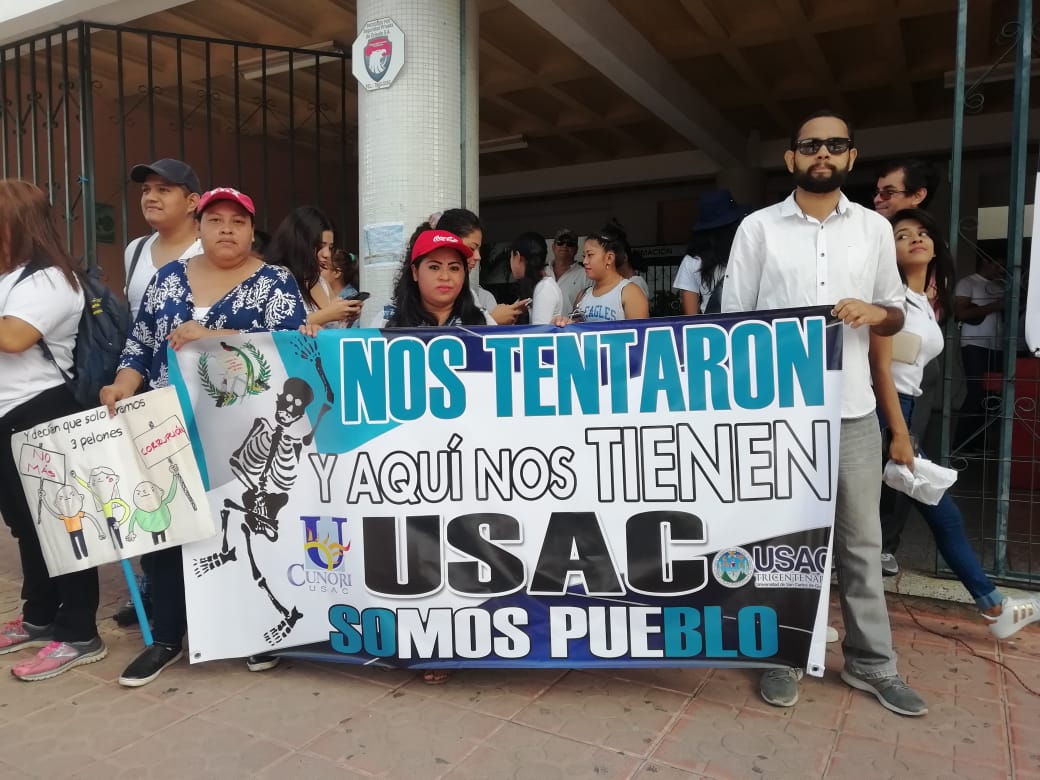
[
  {"left": 303, "top": 516, "right": 350, "bottom": 570},
  {"left": 288, "top": 516, "right": 352, "bottom": 594}
]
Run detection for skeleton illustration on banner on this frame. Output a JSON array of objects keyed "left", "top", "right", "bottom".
[{"left": 192, "top": 337, "right": 334, "bottom": 644}]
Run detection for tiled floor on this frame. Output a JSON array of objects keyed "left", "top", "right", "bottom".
[{"left": 0, "top": 549, "right": 1037, "bottom": 779}]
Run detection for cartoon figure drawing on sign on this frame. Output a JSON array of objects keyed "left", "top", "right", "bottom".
[
  {"left": 193, "top": 337, "right": 334, "bottom": 644},
  {"left": 73, "top": 467, "right": 131, "bottom": 550},
  {"left": 126, "top": 471, "right": 179, "bottom": 545},
  {"left": 37, "top": 484, "right": 106, "bottom": 560}
]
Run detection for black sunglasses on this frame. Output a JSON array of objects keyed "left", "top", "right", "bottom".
[
  {"left": 874, "top": 188, "right": 911, "bottom": 201},
  {"left": 555, "top": 238, "right": 577, "bottom": 247},
  {"left": 793, "top": 137, "right": 852, "bottom": 155}
]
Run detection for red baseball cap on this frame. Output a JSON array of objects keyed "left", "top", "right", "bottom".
[
  {"left": 196, "top": 187, "right": 256, "bottom": 217},
  {"left": 411, "top": 230, "right": 473, "bottom": 264}
]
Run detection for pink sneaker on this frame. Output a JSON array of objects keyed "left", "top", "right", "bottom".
[
  {"left": 0, "top": 616, "right": 53, "bottom": 655},
  {"left": 11, "top": 638, "right": 107, "bottom": 681}
]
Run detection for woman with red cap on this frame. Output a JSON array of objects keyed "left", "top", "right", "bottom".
[
  {"left": 379, "top": 228, "right": 496, "bottom": 328},
  {"left": 376, "top": 226, "right": 493, "bottom": 684},
  {"left": 100, "top": 186, "right": 308, "bottom": 689}
]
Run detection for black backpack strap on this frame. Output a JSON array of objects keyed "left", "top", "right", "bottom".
[
  {"left": 14, "top": 258, "right": 44, "bottom": 286},
  {"left": 37, "top": 336, "right": 75, "bottom": 390},
  {"left": 125, "top": 236, "right": 149, "bottom": 297},
  {"left": 704, "top": 280, "right": 724, "bottom": 315},
  {"left": 12, "top": 261, "right": 77, "bottom": 394}
]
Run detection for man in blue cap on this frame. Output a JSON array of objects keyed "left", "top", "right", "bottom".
[
  {"left": 124, "top": 159, "right": 203, "bottom": 318},
  {"left": 113, "top": 158, "right": 203, "bottom": 629}
]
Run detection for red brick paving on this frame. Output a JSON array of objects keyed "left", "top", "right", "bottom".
[{"left": 0, "top": 551, "right": 1036, "bottom": 779}]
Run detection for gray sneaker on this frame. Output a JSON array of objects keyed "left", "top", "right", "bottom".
[
  {"left": 840, "top": 669, "right": 927, "bottom": 716},
  {"left": 760, "top": 667, "right": 803, "bottom": 707},
  {"left": 11, "top": 636, "right": 107, "bottom": 681},
  {"left": 880, "top": 553, "right": 899, "bottom": 577}
]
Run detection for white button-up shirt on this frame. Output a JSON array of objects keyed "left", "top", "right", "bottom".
[{"left": 722, "top": 191, "right": 904, "bottom": 419}]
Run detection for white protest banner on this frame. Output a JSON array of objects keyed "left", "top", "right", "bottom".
[
  {"left": 11, "top": 386, "right": 215, "bottom": 575},
  {"left": 173, "top": 309, "right": 841, "bottom": 674}
]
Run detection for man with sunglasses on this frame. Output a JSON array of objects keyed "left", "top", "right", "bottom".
[
  {"left": 551, "top": 228, "right": 589, "bottom": 313},
  {"left": 724, "top": 110, "right": 927, "bottom": 718},
  {"left": 873, "top": 159, "right": 937, "bottom": 219}
]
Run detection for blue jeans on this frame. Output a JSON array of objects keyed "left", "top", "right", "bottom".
[{"left": 879, "top": 395, "right": 1002, "bottom": 610}]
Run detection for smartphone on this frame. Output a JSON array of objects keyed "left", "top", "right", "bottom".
[
  {"left": 517, "top": 298, "right": 533, "bottom": 308},
  {"left": 340, "top": 290, "right": 371, "bottom": 302}
]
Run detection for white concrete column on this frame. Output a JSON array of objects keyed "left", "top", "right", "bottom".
[{"left": 356, "top": 0, "right": 479, "bottom": 317}]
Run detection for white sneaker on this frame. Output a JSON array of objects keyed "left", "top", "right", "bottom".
[{"left": 987, "top": 595, "right": 1040, "bottom": 639}]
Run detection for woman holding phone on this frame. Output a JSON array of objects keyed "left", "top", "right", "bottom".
[
  {"left": 268, "top": 206, "right": 364, "bottom": 329},
  {"left": 510, "top": 231, "right": 562, "bottom": 325}
]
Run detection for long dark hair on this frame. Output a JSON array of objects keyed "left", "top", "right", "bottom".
[
  {"left": 685, "top": 221, "right": 740, "bottom": 290},
  {"left": 0, "top": 179, "right": 78, "bottom": 289},
  {"left": 890, "top": 207, "right": 954, "bottom": 320},
  {"left": 267, "top": 205, "right": 334, "bottom": 309},
  {"left": 511, "top": 231, "right": 547, "bottom": 324},
  {"left": 387, "top": 221, "right": 485, "bottom": 327}
]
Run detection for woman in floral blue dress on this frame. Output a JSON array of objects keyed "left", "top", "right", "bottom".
[{"left": 100, "top": 186, "right": 306, "bottom": 688}]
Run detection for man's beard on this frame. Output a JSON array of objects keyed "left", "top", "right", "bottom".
[{"left": 793, "top": 163, "right": 848, "bottom": 194}]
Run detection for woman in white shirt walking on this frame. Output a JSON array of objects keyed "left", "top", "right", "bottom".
[{"left": 872, "top": 208, "right": 1038, "bottom": 639}]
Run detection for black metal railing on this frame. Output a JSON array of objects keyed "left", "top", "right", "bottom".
[{"left": 1, "top": 21, "right": 354, "bottom": 272}]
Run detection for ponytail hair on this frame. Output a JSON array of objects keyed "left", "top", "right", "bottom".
[{"left": 587, "top": 218, "right": 630, "bottom": 265}]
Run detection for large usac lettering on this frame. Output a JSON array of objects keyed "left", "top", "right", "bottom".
[{"left": 362, "top": 510, "right": 708, "bottom": 597}]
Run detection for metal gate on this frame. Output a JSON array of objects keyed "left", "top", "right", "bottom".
[
  {"left": 942, "top": 0, "right": 1037, "bottom": 587},
  {"left": 0, "top": 21, "right": 354, "bottom": 281}
]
